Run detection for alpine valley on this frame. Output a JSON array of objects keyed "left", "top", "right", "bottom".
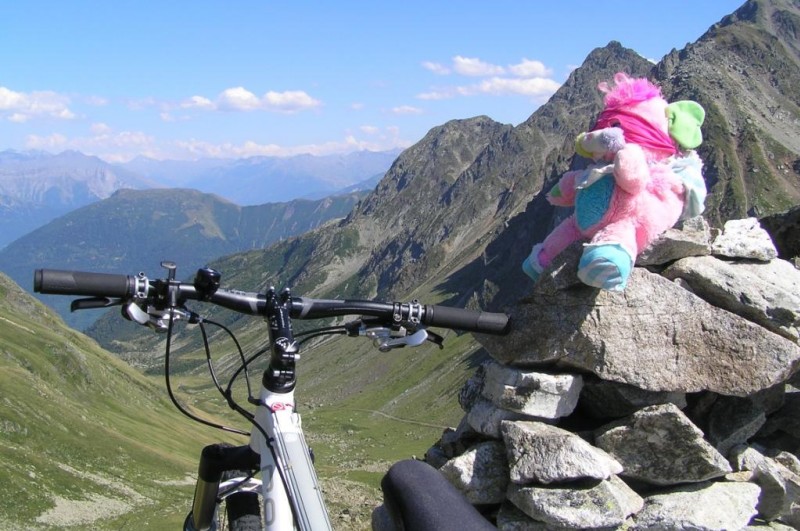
[{"left": 1, "top": 1, "right": 799, "bottom": 529}]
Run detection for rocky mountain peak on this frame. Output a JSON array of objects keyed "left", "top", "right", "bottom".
[{"left": 356, "top": 116, "right": 510, "bottom": 216}]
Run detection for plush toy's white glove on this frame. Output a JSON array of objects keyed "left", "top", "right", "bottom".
[{"left": 576, "top": 127, "right": 626, "bottom": 160}]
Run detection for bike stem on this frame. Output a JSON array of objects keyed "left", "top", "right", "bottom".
[{"left": 263, "top": 287, "right": 299, "bottom": 394}]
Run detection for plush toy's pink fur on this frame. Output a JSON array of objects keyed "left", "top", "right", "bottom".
[
  {"left": 596, "top": 76, "right": 678, "bottom": 159},
  {"left": 598, "top": 72, "right": 661, "bottom": 108},
  {"left": 530, "top": 73, "right": 690, "bottom": 285},
  {"left": 538, "top": 154, "right": 684, "bottom": 267}
]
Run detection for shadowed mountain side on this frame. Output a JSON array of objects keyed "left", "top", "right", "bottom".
[{"left": 654, "top": 0, "right": 800, "bottom": 225}]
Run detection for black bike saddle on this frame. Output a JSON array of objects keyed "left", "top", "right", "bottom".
[{"left": 374, "top": 459, "right": 496, "bottom": 531}]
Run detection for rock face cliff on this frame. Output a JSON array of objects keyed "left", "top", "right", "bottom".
[{"left": 412, "top": 216, "right": 800, "bottom": 530}]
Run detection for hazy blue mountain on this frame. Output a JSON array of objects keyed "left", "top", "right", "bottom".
[
  {"left": 0, "top": 149, "right": 398, "bottom": 249},
  {"left": 118, "top": 149, "right": 401, "bottom": 205},
  {"left": 0, "top": 150, "right": 153, "bottom": 248}
]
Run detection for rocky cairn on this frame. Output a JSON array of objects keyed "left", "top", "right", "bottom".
[{"left": 426, "top": 217, "right": 800, "bottom": 530}]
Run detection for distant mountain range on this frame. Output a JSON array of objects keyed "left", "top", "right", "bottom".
[
  {"left": 0, "top": 187, "right": 367, "bottom": 330},
  {"left": 119, "top": 149, "right": 400, "bottom": 204},
  {"left": 0, "top": 148, "right": 398, "bottom": 248}
]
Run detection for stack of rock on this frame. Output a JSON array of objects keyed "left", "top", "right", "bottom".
[{"left": 425, "top": 217, "right": 800, "bottom": 530}]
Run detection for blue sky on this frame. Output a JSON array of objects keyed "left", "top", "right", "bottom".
[{"left": 0, "top": 1, "right": 743, "bottom": 163}]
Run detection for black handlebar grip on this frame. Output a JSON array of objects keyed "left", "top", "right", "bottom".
[
  {"left": 424, "top": 305, "right": 510, "bottom": 335},
  {"left": 33, "top": 269, "right": 135, "bottom": 298}
]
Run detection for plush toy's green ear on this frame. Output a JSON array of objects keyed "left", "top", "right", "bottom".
[{"left": 667, "top": 101, "right": 705, "bottom": 149}]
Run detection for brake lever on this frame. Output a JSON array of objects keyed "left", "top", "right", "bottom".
[
  {"left": 345, "top": 319, "right": 444, "bottom": 352},
  {"left": 70, "top": 297, "right": 122, "bottom": 312},
  {"left": 426, "top": 330, "right": 445, "bottom": 349},
  {"left": 366, "top": 327, "right": 430, "bottom": 352},
  {"left": 122, "top": 301, "right": 195, "bottom": 332}
]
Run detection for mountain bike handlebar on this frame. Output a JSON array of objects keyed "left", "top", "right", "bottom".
[{"left": 33, "top": 268, "right": 510, "bottom": 335}]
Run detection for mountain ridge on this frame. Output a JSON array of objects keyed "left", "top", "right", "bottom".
[
  {"left": 0, "top": 148, "right": 398, "bottom": 248},
  {"left": 0, "top": 187, "right": 366, "bottom": 330}
]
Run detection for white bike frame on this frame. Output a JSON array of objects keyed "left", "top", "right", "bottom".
[{"left": 248, "top": 386, "right": 332, "bottom": 531}]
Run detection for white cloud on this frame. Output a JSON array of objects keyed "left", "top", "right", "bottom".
[
  {"left": 25, "top": 133, "right": 68, "bottom": 149},
  {"left": 475, "top": 77, "right": 561, "bottom": 97},
  {"left": 391, "top": 105, "right": 423, "bottom": 115},
  {"left": 416, "top": 89, "right": 454, "bottom": 101},
  {"left": 422, "top": 61, "right": 450, "bottom": 75},
  {"left": 0, "top": 87, "right": 24, "bottom": 109},
  {"left": 174, "top": 134, "right": 405, "bottom": 159},
  {"left": 25, "top": 126, "right": 410, "bottom": 162},
  {"left": 181, "top": 95, "right": 215, "bottom": 109},
  {"left": 509, "top": 58, "right": 551, "bottom": 78},
  {"left": 263, "top": 90, "right": 320, "bottom": 112},
  {"left": 26, "top": 127, "right": 158, "bottom": 163},
  {"left": 90, "top": 122, "right": 112, "bottom": 134},
  {"left": 452, "top": 56, "right": 505, "bottom": 77},
  {"left": 0, "top": 86, "right": 75, "bottom": 122},
  {"left": 217, "top": 87, "right": 262, "bottom": 111},
  {"left": 84, "top": 95, "right": 109, "bottom": 106},
  {"left": 416, "top": 55, "right": 561, "bottom": 103},
  {"left": 182, "top": 87, "right": 322, "bottom": 114}
]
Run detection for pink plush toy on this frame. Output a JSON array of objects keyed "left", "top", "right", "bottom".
[{"left": 522, "top": 72, "right": 706, "bottom": 290}]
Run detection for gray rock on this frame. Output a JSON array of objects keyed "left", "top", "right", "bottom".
[
  {"left": 760, "top": 206, "right": 800, "bottom": 262},
  {"left": 496, "top": 503, "right": 547, "bottom": 530},
  {"left": 439, "top": 441, "right": 509, "bottom": 505},
  {"left": 637, "top": 215, "right": 712, "bottom": 266},
  {"left": 706, "top": 396, "right": 767, "bottom": 457},
  {"left": 467, "top": 397, "right": 533, "bottom": 439},
  {"left": 769, "top": 451, "right": 800, "bottom": 477},
  {"left": 578, "top": 377, "right": 687, "bottom": 419},
  {"left": 479, "top": 245, "right": 800, "bottom": 396},
  {"left": 459, "top": 362, "right": 488, "bottom": 412},
  {"left": 729, "top": 446, "right": 800, "bottom": 524},
  {"left": 631, "top": 481, "right": 761, "bottom": 531},
  {"left": 743, "top": 521, "right": 797, "bottom": 530},
  {"left": 500, "top": 420, "right": 622, "bottom": 484},
  {"left": 423, "top": 443, "right": 449, "bottom": 469},
  {"left": 760, "top": 392, "right": 800, "bottom": 440},
  {"left": 507, "top": 475, "right": 643, "bottom": 529},
  {"left": 663, "top": 255, "right": 800, "bottom": 341},
  {"left": 482, "top": 362, "right": 583, "bottom": 419},
  {"left": 711, "top": 217, "right": 778, "bottom": 261},
  {"left": 732, "top": 445, "right": 772, "bottom": 472},
  {"left": 496, "top": 502, "right": 594, "bottom": 530},
  {"left": 438, "top": 415, "right": 487, "bottom": 459},
  {"left": 595, "top": 404, "right": 732, "bottom": 486}
]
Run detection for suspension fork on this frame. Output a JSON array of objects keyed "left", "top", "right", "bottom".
[{"left": 189, "top": 444, "right": 260, "bottom": 531}]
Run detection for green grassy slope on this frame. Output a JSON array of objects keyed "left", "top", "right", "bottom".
[
  {"left": 0, "top": 267, "right": 483, "bottom": 530},
  {"left": 0, "top": 273, "right": 245, "bottom": 530}
]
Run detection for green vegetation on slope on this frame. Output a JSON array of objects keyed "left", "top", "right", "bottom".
[{"left": 0, "top": 273, "right": 245, "bottom": 529}]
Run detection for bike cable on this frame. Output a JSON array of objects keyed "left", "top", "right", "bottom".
[{"left": 163, "top": 308, "right": 250, "bottom": 436}]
